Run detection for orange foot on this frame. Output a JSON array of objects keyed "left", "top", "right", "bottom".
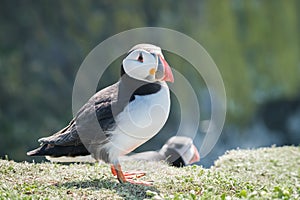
[{"left": 111, "top": 164, "right": 153, "bottom": 186}]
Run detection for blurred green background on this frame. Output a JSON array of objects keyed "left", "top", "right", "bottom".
[{"left": 1, "top": 0, "right": 299, "bottom": 166}]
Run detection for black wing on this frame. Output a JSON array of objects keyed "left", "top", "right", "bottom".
[{"left": 27, "top": 83, "right": 119, "bottom": 158}]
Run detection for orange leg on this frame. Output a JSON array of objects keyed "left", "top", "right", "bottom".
[
  {"left": 110, "top": 164, "right": 152, "bottom": 185},
  {"left": 111, "top": 165, "right": 117, "bottom": 176}
]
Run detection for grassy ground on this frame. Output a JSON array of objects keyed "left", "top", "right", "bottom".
[{"left": 0, "top": 146, "right": 299, "bottom": 199}]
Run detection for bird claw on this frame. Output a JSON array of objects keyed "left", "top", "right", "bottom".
[
  {"left": 111, "top": 164, "right": 153, "bottom": 185},
  {"left": 123, "top": 171, "right": 146, "bottom": 179},
  {"left": 125, "top": 178, "right": 153, "bottom": 186},
  {"left": 123, "top": 171, "right": 153, "bottom": 185}
]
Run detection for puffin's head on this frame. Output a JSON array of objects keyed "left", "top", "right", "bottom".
[
  {"left": 159, "top": 136, "right": 200, "bottom": 167},
  {"left": 122, "top": 44, "right": 174, "bottom": 83}
]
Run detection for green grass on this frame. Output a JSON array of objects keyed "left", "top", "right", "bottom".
[{"left": 1, "top": 146, "right": 299, "bottom": 199}]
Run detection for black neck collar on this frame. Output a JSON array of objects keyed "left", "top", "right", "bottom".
[{"left": 119, "top": 66, "right": 162, "bottom": 101}]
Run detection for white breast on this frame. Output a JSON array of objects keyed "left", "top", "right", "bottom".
[{"left": 105, "top": 82, "right": 170, "bottom": 162}]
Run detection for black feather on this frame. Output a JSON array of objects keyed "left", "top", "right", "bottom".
[
  {"left": 27, "top": 143, "right": 89, "bottom": 157},
  {"left": 27, "top": 65, "right": 163, "bottom": 162}
]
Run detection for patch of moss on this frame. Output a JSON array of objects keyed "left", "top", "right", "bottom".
[{"left": 0, "top": 146, "right": 299, "bottom": 199}]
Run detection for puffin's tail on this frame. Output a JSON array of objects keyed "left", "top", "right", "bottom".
[
  {"left": 26, "top": 144, "right": 50, "bottom": 156},
  {"left": 27, "top": 144, "right": 90, "bottom": 157}
]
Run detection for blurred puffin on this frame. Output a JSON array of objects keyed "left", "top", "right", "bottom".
[
  {"left": 123, "top": 136, "right": 200, "bottom": 167},
  {"left": 27, "top": 44, "right": 174, "bottom": 185},
  {"left": 44, "top": 136, "right": 200, "bottom": 167}
]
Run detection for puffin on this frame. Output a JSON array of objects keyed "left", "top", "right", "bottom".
[
  {"left": 27, "top": 43, "right": 174, "bottom": 185},
  {"left": 123, "top": 136, "right": 200, "bottom": 167}
]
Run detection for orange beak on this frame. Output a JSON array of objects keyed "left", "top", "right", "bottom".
[
  {"left": 189, "top": 144, "right": 200, "bottom": 164},
  {"left": 158, "top": 55, "right": 174, "bottom": 83}
]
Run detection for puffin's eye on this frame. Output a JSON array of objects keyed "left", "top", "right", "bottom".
[{"left": 137, "top": 53, "right": 143, "bottom": 62}]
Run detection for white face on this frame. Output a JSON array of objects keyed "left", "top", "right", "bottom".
[{"left": 122, "top": 48, "right": 165, "bottom": 82}]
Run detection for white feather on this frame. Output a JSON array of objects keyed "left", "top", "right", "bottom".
[
  {"left": 104, "top": 82, "right": 170, "bottom": 162},
  {"left": 45, "top": 155, "right": 97, "bottom": 163}
]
